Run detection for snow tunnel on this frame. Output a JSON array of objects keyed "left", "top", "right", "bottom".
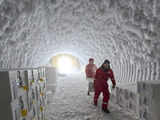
[{"left": 0, "top": 0, "right": 160, "bottom": 120}]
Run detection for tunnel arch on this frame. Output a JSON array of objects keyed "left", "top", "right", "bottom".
[{"left": 0, "top": 0, "right": 160, "bottom": 83}]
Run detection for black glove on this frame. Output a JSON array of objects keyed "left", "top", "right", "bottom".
[{"left": 112, "top": 85, "right": 116, "bottom": 89}]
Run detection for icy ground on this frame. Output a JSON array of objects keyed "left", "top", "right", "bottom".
[{"left": 46, "top": 73, "right": 138, "bottom": 120}]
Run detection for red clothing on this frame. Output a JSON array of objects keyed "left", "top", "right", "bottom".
[
  {"left": 85, "top": 64, "right": 97, "bottom": 78},
  {"left": 94, "top": 68, "right": 116, "bottom": 110},
  {"left": 94, "top": 68, "right": 116, "bottom": 90}
]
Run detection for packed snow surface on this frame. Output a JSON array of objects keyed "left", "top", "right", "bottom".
[{"left": 46, "top": 73, "right": 138, "bottom": 120}]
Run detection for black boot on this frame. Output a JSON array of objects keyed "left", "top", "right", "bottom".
[
  {"left": 102, "top": 108, "right": 110, "bottom": 113},
  {"left": 87, "top": 91, "right": 90, "bottom": 96}
]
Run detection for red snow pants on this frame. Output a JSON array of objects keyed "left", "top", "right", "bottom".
[{"left": 94, "top": 84, "right": 110, "bottom": 110}]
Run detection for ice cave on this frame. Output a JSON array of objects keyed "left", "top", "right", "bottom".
[{"left": 0, "top": 0, "right": 160, "bottom": 120}]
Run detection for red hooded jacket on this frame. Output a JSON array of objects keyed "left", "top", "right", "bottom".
[{"left": 94, "top": 68, "right": 116, "bottom": 90}]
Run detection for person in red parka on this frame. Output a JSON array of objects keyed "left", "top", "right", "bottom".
[
  {"left": 94, "top": 59, "right": 116, "bottom": 113},
  {"left": 85, "top": 58, "right": 97, "bottom": 95}
]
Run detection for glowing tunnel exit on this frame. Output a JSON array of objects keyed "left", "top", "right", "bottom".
[
  {"left": 50, "top": 53, "right": 81, "bottom": 74},
  {"left": 57, "top": 56, "right": 73, "bottom": 74}
]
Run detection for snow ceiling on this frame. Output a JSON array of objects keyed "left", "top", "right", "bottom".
[{"left": 0, "top": 0, "right": 160, "bottom": 82}]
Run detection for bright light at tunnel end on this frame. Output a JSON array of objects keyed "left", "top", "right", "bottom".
[{"left": 57, "top": 56, "right": 74, "bottom": 74}]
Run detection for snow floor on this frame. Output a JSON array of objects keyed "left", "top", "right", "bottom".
[{"left": 46, "top": 73, "right": 138, "bottom": 120}]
